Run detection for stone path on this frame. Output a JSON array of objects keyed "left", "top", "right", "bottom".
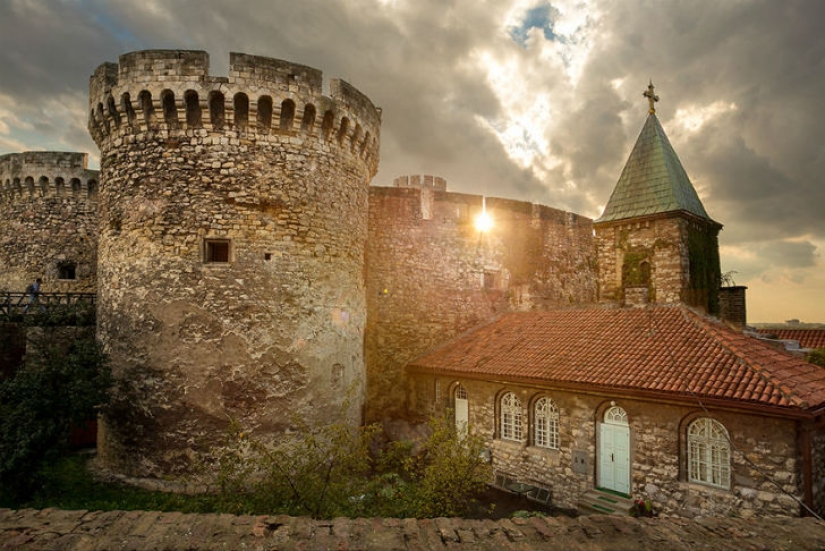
[{"left": 2, "top": 508, "right": 825, "bottom": 550}]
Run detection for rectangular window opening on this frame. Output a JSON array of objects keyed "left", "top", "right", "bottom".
[{"left": 205, "top": 239, "right": 230, "bottom": 263}]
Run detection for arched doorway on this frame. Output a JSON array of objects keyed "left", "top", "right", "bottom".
[
  {"left": 454, "top": 384, "right": 468, "bottom": 438},
  {"left": 598, "top": 405, "right": 630, "bottom": 495}
]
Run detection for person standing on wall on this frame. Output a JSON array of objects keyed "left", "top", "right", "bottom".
[{"left": 23, "top": 277, "right": 43, "bottom": 313}]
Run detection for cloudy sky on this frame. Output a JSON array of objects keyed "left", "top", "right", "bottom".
[{"left": 1, "top": 0, "right": 822, "bottom": 323}]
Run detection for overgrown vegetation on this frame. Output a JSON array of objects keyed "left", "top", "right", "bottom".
[
  {"left": 0, "top": 334, "right": 111, "bottom": 502},
  {"left": 807, "top": 348, "right": 825, "bottom": 368},
  {"left": 215, "top": 412, "right": 493, "bottom": 518}
]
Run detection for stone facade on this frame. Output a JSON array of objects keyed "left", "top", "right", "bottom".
[
  {"left": 88, "top": 50, "right": 381, "bottom": 476},
  {"left": 0, "top": 152, "right": 99, "bottom": 293},
  {"left": 595, "top": 214, "right": 721, "bottom": 313},
  {"left": 365, "top": 181, "right": 596, "bottom": 421},
  {"left": 409, "top": 373, "right": 815, "bottom": 517}
]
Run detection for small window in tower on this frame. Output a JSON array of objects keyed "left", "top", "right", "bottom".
[
  {"left": 205, "top": 239, "right": 230, "bottom": 263},
  {"left": 58, "top": 261, "right": 77, "bottom": 280},
  {"left": 484, "top": 270, "right": 500, "bottom": 290}
]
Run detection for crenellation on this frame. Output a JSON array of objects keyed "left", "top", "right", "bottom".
[{"left": 89, "top": 50, "right": 381, "bottom": 176}]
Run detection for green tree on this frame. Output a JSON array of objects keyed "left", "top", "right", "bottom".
[{"left": 0, "top": 336, "right": 111, "bottom": 503}]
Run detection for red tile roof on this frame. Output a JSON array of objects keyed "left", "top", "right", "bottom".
[
  {"left": 756, "top": 329, "right": 825, "bottom": 350},
  {"left": 408, "top": 305, "right": 825, "bottom": 413}
]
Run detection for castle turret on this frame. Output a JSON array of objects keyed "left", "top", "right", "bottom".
[
  {"left": 0, "top": 152, "right": 98, "bottom": 293},
  {"left": 88, "top": 50, "right": 381, "bottom": 477},
  {"left": 595, "top": 83, "right": 722, "bottom": 313}
]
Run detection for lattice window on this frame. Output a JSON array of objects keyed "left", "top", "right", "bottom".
[
  {"left": 455, "top": 385, "right": 467, "bottom": 400},
  {"left": 534, "top": 397, "right": 559, "bottom": 449},
  {"left": 500, "top": 392, "right": 523, "bottom": 442},
  {"left": 604, "top": 405, "right": 628, "bottom": 425},
  {"left": 688, "top": 418, "right": 731, "bottom": 489}
]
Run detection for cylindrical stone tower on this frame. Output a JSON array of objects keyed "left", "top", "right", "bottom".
[
  {"left": 88, "top": 50, "right": 381, "bottom": 477},
  {"left": 0, "top": 152, "right": 99, "bottom": 293}
]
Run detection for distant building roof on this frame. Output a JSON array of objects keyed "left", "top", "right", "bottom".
[
  {"left": 596, "top": 114, "right": 716, "bottom": 225},
  {"left": 409, "top": 305, "right": 825, "bottom": 414},
  {"left": 756, "top": 329, "right": 825, "bottom": 350}
]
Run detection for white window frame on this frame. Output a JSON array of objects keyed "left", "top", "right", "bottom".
[
  {"left": 687, "top": 417, "right": 731, "bottom": 489},
  {"left": 534, "top": 397, "right": 559, "bottom": 449},
  {"left": 500, "top": 392, "right": 523, "bottom": 442}
]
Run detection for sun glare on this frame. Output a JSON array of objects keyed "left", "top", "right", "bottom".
[{"left": 474, "top": 211, "right": 494, "bottom": 233}]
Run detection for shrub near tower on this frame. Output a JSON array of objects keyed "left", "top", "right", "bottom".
[{"left": 88, "top": 50, "right": 381, "bottom": 477}]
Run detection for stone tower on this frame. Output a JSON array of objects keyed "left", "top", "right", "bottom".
[
  {"left": 88, "top": 50, "right": 381, "bottom": 476},
  {"left": 595, "top": 84, "right": 721, "bottom": 313},
  {"left": 0, "top": 152, "right": 99, "bottom": 293}
]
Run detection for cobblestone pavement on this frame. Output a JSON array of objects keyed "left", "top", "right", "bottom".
[{"left": 2, "top": 509, "right": 825, "bottom": 551}]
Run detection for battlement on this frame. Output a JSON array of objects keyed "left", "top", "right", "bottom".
[
  {"left": 88, "top": 50, "right": 381, "bottom": 176},
  {"left": 0, "top": 152, "right": 99, "bottom": 204},
  {"left": 393, "top": 174, "right": 447, "bottom": 192}
]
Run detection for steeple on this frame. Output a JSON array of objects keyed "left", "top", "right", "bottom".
[
  {"left": 597, "top": 84, "right": 715, "bottom": 225},
  {"left": 594, "top": 83, "right": 722, "bottom": 314}
]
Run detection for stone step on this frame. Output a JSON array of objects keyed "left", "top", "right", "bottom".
[{"left": 577, "top": 489, "right": 635, "bottom": 516}]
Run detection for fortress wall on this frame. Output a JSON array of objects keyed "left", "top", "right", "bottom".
[
  {"left": 88, "top": 50, "right": 381, "bottom": 477},
  {"left": 364, "top": 181, "right": 597, "bottom": 423},
  {"left": 0, "top": 152, "right": 98, "bottom": 293}
]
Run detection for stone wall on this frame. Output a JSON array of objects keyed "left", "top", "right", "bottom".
[
  {"left": 0, "top": 152, "right": 98, "bottom": 293},
  {"left": 88, "top": 50, "right": 381, "bottom": 477},
  {"left": 810, "top": 426, "right": 825, "bottom": 515},
  {"left": 365, "top": 184, "right": 596, "bottom": 422},
  {"left": 595, "top": 214, "right": 720, "bottom": 313},
  {"left": 410, "top": 373, "right": 808, "bottom": 517}
]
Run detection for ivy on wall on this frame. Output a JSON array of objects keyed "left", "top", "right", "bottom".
[{"left": 687, "top": 224, "right": 721, "bottom": 315}]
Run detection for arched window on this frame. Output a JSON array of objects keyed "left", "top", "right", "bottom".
[
  {"left": 301, "top": 104, "right": 316, "bottom": 135},
  {"left": 209, "top": 91, "right": 225, "bottom": 130},
  {"left": 70, "top": 178, "right": 81, "bottom": 195},
  {"left": 279, "top": 99, "right": 295, "bottom": 131},
  {"left": 121, "top": 92, "right": 137, "bottom": 126},
  {"left": 321, "top": 110, "right": 335, "bottom": 140},
  {"left": 185, "top": 90, "right": 202, "bottom": 128},
  {"left": 161, "top": 90, "right": 179, "bottom": 130},
  {"left": 350, "top": 124, "right": 362, "bottom": 153},
  {"left": 500, "top": 392, "right": 523, "bottom": 442},
  {"left": 337, "top": 117, "right": 349, "bottom": 146},
  {"left": 604, "top": 405, "right": 628, "bottom": 425},
  {"left": 534, "top": 397, "right": 559, "bottom": 449},
  {"left": 55, "top": 177, "right": 65, "bottom": 196},
  {"left": 257, "top": 96, "right": 273, "bottom": 133},
  {"left": 137, "top": 90, "right": 156, "bottom": 130},
  {"left": 25, "top": 177, "right": 34, "bottom": 195},
  {"left": 38, "top": 176, "right": 49, "bottom": 195},
  {"left": 96, "top": 102, "right": 109, "bottom": 133},
  {"left": 687, "top": 418, "right": 731, "bottom": 489},
  {"left": 233, "top": 93, "right": 249, "bottom": 130},
  {"left": 107, "top": 94, "right": 121, "bottom": 128},
  {"left": 454, "top": 384, "right": 468, "bottom": 438}
]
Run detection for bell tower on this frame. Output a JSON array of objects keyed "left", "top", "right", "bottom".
[{"left": 595, "top": 83, "right": 722, "bottom": 312}]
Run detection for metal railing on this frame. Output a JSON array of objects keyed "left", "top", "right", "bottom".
[{"left": 0, "top": 292, "right": 96, "bottom": 324}]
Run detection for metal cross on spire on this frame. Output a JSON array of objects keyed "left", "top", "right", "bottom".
[{"left": 643, "top": 81, "right": 659, "bottom": 114}]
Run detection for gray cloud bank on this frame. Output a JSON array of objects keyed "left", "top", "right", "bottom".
[{"left": 1, "top": 0, "right": 822, "bottom": 321}]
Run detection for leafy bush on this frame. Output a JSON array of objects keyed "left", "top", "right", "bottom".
[
  {"left": 807, "top": 348, "right": 825, "bottom": 368},
  {"left": 0, "top": 336, "right": 111, "bottom": 503},
  {"left": 215, "top": 412, "right": 493, "bottom": 518}
]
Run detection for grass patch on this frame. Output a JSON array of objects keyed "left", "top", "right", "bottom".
[{"left": 3, "top": 453, "right": 255, "bottom": 515}]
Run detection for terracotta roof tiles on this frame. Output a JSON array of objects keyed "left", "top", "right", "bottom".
[
  {"left": 408, "top": 305, "right": 825, "bottom": 413},
  {"left": 756, "top": 329, "right": 825, "bottom": 350}
]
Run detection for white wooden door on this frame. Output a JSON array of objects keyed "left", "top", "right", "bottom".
[{"left": 599, "top": 422, "right": 630, "bottom": 495}]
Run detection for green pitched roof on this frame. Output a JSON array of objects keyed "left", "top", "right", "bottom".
[{"left": 596, "top": 114, "right": 713, "bottom": 224}]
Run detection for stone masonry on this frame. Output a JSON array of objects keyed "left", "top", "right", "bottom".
[
  {"left": 410, "top": 374, "right": 811, "bottom": 518},
  {"left": 88, "top": 50, "right": 381, "bottom": 477},
  {"left": 365, "top": 182, "right": 596, "bottom": 422},
  {"left": 0, "top": 152, "right": 99, "bottom": 293},
  {"left": 3, "top": 508, "right": 825, "bottom": 551}
]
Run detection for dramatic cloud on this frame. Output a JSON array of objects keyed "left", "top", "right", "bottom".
[{"left": 0, "top": 0, "right": 822, "bottom": 322}]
